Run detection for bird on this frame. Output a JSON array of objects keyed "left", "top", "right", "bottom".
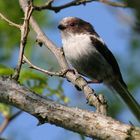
[{"left": 58, "top": 17, "right": 140, "bottom": 121}]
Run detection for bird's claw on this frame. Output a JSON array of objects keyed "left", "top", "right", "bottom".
[{"left": 61, "top": 68, "right": 78, "bottom": 77}]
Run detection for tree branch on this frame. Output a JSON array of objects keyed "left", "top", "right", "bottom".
[
  {"left": 0, "top": 77, "right": 139, "bottom": 140},
  {"left": 19, "top": 0, "right": 107, "bottom": 115},
  {"left": 99, "top": 0, "right": 127, "bottom": 7},
  {"left": 33, "top": 0, "right": 126, "bottom": 13},
  {"left": 23, "top": 55, "right": 65, "bottom": 76},
  {"left": 0, "top": 13, "right": 21, "bottom": 29},
  {"left": 12, "top": 0, "right": 33, "bottom": 80}
]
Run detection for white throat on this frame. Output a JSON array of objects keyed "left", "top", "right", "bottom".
[{"left": 62, "top": 33, "right": 96, "bottom": 60}]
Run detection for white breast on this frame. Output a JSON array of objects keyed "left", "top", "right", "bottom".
[{"left": 62, "top": 33, "right": 97, "bottom": 60}]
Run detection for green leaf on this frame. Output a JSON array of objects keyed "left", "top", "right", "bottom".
[{"left": 0, "top": 65, "right": 14, "bottom": 75}]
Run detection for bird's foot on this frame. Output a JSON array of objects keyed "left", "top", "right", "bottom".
[{"left": 61, "top": 68, "right": 79, "bottom": 76}]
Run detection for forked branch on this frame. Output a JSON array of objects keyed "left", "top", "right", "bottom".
[
  {"left": 34, "top": 0, "right": 127, "bottom": 13},
  {"left": 12, "top": 0, "right": 33, "bottom": 80}
]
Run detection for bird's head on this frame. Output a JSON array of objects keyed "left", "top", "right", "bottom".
[{"left": 58, "top": 17, "right": 94, "bottom": 36}]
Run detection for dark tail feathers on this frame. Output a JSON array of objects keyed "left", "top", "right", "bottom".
[{"left": 111, "top": 81, "right": 140, "bottom": 122}]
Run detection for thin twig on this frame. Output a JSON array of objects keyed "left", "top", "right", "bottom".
[
  {"left": 0, "top": 13, "right": 21, "bottom": 28},
  {"left": 0, "top": 116, "right": 9, "bottom": 135},
  {"left": 34, "top": 0, "right": 126, "bottom": 13},
  {"left": 99, "top": 0, "right": 127, "bottom": 7},
  {"left": 0, "top": 111, "right": 22, "bottom": 135},
  {"left": 34, "top": 0, "right": 94, "bottom": 12},
  {"left": 12, "top": 1, "right": 33, "bottom": 80},
  {"left": 23, "top": 55, "right": 64, "bottom": 76}
]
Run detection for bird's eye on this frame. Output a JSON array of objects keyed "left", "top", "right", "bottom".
[{"left": 69, "top": 23, "right": 76, "bottom": 27}]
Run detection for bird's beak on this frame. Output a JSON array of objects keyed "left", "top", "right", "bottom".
[{"left": 58, "top": 24, "right": 66, "bottom": 30}]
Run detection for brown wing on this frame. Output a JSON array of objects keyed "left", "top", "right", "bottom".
[{"left": 90, "top": 36, "right": 127, "bottom": 87}]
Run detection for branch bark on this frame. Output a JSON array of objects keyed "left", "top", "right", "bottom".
[
  {"left": 0, "top": 77, "right": 139, "bottom": 140},
  {"left": 33, "top": 0, "right": 126, "bottom": 13},
  {"left": 12, "top": 1, "right": 33, "bottom": 80}
]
